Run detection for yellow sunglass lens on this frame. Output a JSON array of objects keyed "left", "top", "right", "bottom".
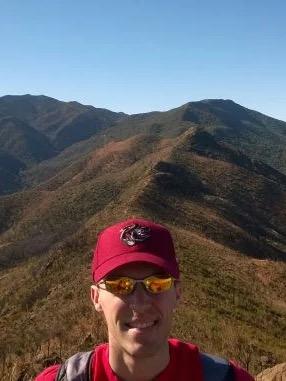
[
  {"left": 105, "top": 278, "right": 134, "bottom": 295},
  {"left": 145, "top": 277, "right": 173, "bottom": 293}
]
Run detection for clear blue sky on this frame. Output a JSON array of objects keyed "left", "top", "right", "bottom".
[{"left": 0, "top": 0, "right": 285, "bottom": 121}]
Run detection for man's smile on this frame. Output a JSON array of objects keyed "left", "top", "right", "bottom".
[{"left": 125, "top": 319, "right": 159, "bottom": 330}]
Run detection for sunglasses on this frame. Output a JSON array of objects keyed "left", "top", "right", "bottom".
[{"left": 97, "top": 276, "right": 175, "bottom": 295}]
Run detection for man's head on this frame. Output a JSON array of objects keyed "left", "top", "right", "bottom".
[
  {"left": 90, "top": 218, "right": 181, "bottom": 359},
  {"left": 91, "top": 218, "right": 180, "bottom": 282}
]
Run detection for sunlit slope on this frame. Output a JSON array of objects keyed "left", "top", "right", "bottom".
[
  {"left": 0, "top": 134, "right": 170, "bottom": 268},
  {"left": 1, "top": 216, "right": 285, "bottom": 378},
  {"left": 2, "top": 127, "right": 285, "bottom": 270}
]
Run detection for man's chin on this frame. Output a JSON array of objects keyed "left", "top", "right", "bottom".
[
  {"left": 124, "top": 342, "right": 162, "bottom": 358},
  {"left": 122, "top": 334, "right": 167, "bottom": 358}
]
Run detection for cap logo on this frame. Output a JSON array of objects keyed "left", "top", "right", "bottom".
[{"left": 120, "top": 224, "right": 151, "bottom": 246}]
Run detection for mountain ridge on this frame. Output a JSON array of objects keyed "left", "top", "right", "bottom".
[{"left": 0, "top": 95, "right": 285, "bottom": 379}]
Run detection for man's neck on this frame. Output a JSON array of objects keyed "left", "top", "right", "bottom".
[{"left": 108, "top": 342, "right": 170, "bottom": 381}]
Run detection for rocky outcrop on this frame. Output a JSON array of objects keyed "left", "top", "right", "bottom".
[{"left": 256, "top": 363, "right": 286, "bottom": 381}]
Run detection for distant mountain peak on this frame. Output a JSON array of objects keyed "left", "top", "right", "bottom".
[{"left": 200, "top": 98, "right": 236, "bottom": 104}]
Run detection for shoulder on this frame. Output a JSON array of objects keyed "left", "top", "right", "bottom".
[
  {"left": 168, "top": 337, "right": 199, "bottom": 352},
  {"left": 169, "top": 338, "right": 254, "bottom": 381},
  {"left": 34, "top": 348, "right": 102, "bottom": 381},
  {"left": 230, "top": 360, "right": 255, "bottom": 381},
  {"left": 201, "top": 353, "right": 254, "bottom": 381},
  {"left": 200, "top": 352, "right": 230, "bottom": 380},
  {"left": 34, "top": 365, "right": 60, "bottom": 381}
]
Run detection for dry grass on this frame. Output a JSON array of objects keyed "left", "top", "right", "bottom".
[{"left": 0, "top": 125, "right": 286, "bottom": 379}]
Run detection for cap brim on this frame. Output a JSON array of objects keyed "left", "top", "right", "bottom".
[{"left": 93, "top": 251, "right": 179, "bottom": 281}]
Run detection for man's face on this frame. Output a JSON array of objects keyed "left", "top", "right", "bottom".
[{"left": 91, "top": 262, "right": 180, "bottom": 359}]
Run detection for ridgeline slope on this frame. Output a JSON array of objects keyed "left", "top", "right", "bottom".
[{"left": 0, "top": 95, "right": 285, "bottom": 380}]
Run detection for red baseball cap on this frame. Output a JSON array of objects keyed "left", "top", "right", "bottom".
[{"left": 92, "top": 218, "right": 180, "bottom": 282}]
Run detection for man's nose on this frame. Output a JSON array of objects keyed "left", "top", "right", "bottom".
[{"left": 127, "top": 282, "right": 152, "bottom": 311}]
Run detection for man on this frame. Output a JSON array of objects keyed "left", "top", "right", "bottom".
[{"left": 35, "top": 218, "right": 254, "bottom": 380}]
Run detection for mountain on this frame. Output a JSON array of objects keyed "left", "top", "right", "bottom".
[
  {"left": 1, "top": 96, "right": 286, "bottom": 194},
  {"left": 0, "top": 95, "right": 125, "bottom": 149},
  {"left": 0, "top": 95, "right": 126, "bottom": 195},
  {"left": 0, "top": 95, "right": 285, "bottom": 379}
]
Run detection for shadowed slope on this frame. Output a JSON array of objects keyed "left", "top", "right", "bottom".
[
  {"left": 181, "top": 99, "right": 286, "bottom": 174},
  {"left": 0, "top": 151, "right": 26, "bottom": 194},
  {"left": 0, "top": 115, "right": 56, "bottom": 165},
  {"left": 0, "top": 94, "right": 126, "bottom": 162},
  {"left": 122, "top": 129, "right": 286, "bottom": 259}
]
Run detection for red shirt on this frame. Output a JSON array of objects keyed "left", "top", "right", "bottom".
[{"left": 34, "top": 338, "right": 253, "bottom": 381}]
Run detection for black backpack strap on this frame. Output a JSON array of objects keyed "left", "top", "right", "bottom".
[
  {"left": 55, "top": 351, "right": 94, "bottom": 381},
  {"left": 200, "top": 352, "right": 234, "bottom": 381}
]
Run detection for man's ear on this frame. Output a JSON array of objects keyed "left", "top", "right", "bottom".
[{"left": 91, "top": 285, "right": 103, "bottom": 312}]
